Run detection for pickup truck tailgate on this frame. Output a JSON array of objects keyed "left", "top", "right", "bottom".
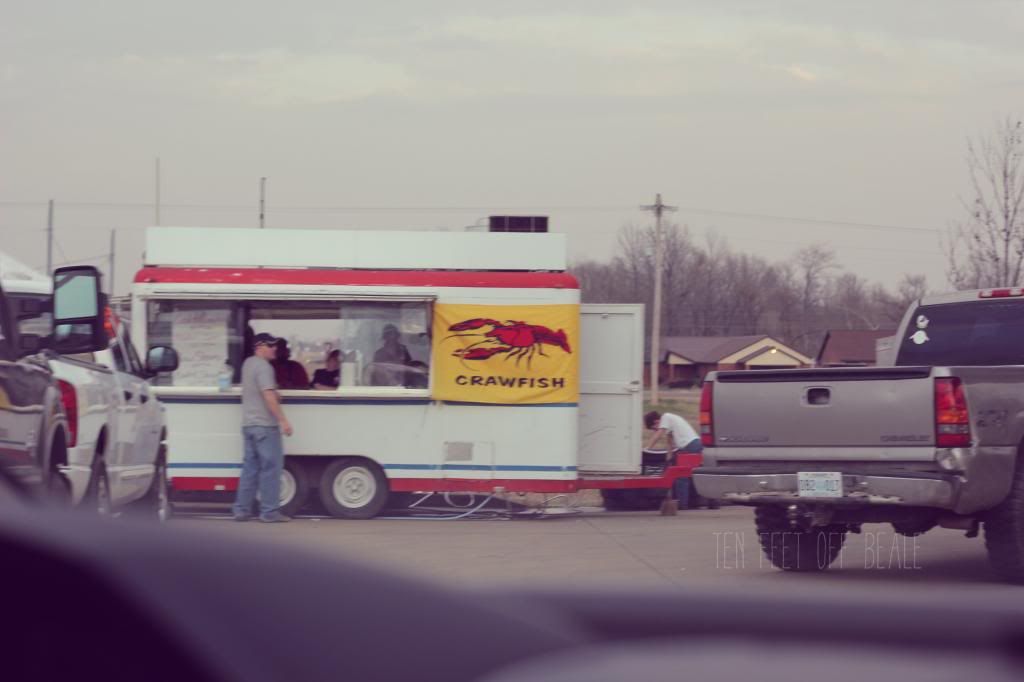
[{"left": 712, "top": 367, "right": 936, "bottom": 449}]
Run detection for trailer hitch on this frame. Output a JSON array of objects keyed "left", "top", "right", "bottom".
[{"left": 786, "top": 504, "right": 835, "bottom": 531}]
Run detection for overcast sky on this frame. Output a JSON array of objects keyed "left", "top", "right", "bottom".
[{"left": 2, "top": 0, "right": 1022, "bottom": 293}]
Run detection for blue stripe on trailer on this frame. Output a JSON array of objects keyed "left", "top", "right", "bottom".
[{"left": 169, "top": 462, "right": 576, "bottom": 473}]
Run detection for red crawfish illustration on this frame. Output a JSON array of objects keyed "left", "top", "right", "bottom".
[{"left": 445, "top": 318, "right": 572, "bottom": 369}]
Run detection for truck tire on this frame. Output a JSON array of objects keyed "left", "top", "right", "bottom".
[
  {"left": 983, "top": 458, "right": 1024, "bottom": 583},
  {"left": 129, "top": 449, "right": 172, "bottom": 522},
  {"left": 755, "top": 506, "right": 847, "bottom": 572},
  {"left": 279, "top": 459, "right": 311, "bottom": 517},
  {"left": 84, "top": 455, "right": 113, "bottom": 517},
  {"left": 318, "top": 458, "right": 388, "bottom": 520},
  {"left": 44, "top": 429, "right": 71, "bottom": 506}
]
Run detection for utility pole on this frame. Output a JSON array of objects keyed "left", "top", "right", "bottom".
[
  {"left": 155, "top": 157, "right": 162, "bottom": 226},
  {"left": 46, "top": 199, "right": 54, "bottom": 275},
  {"left": 109, "top": 229, "right": 116, "bottom": 297},
  {"left": 259, "top": 177, "right": 266, "bottom": 228},
  {"left": 640, "top": 193, "right": 677, "bottom": 406}
]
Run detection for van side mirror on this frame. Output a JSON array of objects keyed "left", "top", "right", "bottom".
[
  {"left": 51, "top": 266, "right": 107, "bottom": 354},
  {"left": 146, "top": 346, "right": 179, "bottom": 375}
]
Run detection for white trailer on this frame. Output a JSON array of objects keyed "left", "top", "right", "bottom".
[{"left": 132, "top": 227, "right": 692, "bottom": 518}]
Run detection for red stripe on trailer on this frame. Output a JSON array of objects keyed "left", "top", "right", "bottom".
[
  {"left": 577, "top": 465, "right": 688, "bottom": 490},
  {"left": 172, "top": 477, "right": 239, "bottom": 492},
  {"left": 389, "top": 478, "right": 578, "bottom": 494},
  {"left": 135, "top": 267, "right": 579, "bottom": 290},
  {"left": 171, "top": 462, "right": 696, "bottom": 495}
]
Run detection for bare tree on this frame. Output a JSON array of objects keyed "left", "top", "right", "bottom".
[
  {"left": 948, "top": 118, "right": 1024, "bottom": 288},
  {"left": 571, "top": 225, "right": 926, "bottom": 353}
]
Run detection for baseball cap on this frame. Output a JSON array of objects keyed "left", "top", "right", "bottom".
[{"left": 253, "top": 332, "right": 280, "bottom": 346}]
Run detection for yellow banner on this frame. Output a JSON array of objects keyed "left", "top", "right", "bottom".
[{"left": 432, "top": 304, "right": 579, "bottom": 404}]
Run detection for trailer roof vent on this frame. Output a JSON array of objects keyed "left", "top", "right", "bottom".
[{"left": 488, "top": 216, "right": 549, "bottom": 233}]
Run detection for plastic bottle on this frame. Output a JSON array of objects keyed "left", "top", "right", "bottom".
[{"left": 218, "top": 361, "right": 233, "bottom": 392}]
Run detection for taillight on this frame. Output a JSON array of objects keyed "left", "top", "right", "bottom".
[
  {"left": 103, "top": 306, "right": 117, "bottom": 340},
  {"left": 57, "top": 380, "right": 78, "bottom": 447},
  {"left": 935, "top": 377, "right": 970, "bottom": 448},
  {"left": 700, "top": 381, "right": 715, "bottom": 447}
]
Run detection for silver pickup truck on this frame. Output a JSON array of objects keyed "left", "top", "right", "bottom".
[{"left": 693, "top": 287, "right": 1024, "bottom": 582}]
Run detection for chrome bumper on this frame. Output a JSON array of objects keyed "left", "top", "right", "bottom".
[{"left": 692, "top": 469, "right": 962, "bottom": 509}]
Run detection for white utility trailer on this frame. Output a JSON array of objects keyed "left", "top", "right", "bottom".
[{"left": 131, "top": 227, "right": 692, "bottom": 517}]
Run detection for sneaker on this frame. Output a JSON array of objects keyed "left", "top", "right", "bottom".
[
  {"left": 259, "top": 512, "right": 292, "bottom": 523},
  {"left": 232, "top": 514, "right": 253, "bottom": 522}
]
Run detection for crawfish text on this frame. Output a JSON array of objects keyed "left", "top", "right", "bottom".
[{"left": 455, "top": 375, "right": 567, "bottom": 389}]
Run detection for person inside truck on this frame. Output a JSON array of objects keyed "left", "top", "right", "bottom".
[
  {"left": 645, "top": 410, "right": 718, "bottom": 510},
  {"left": 272, "top": 338, "right": 310, "bottom": 390},
  {"left": 310, "top": 350, "right": 341, "bottom": 390}
]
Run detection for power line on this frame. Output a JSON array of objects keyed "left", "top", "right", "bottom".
[{"left": 0, "top": 199, "right": 941, "bottom": 234}]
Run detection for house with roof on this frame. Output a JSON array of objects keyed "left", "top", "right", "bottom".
[
  {"left": 816, "top": 329, "right": 897, "bottom": 367},
  {"left": 646, "top": 335, "right": 813, "bottom": 387}
]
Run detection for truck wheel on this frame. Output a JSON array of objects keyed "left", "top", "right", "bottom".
[
  {"left": 129, "top": 450, "right": 172, "bottom": 522},
  {"left": 279, "top": 459, "right": 311, "bottom": 517},
  {"left": 755, "top": 506, "right": 847, "bottom": 572},
  {"left": 318, "top": 458, "right": 388, "bottom": 519},
  {"left": 983, "top": 459, "right": 1024, "bottom": 582},
  {"left": 85, "top": 455, "right": 113, "bottom": 517},
  {"left": 45, "top": 430, "right": 71, "bottom": 506}
]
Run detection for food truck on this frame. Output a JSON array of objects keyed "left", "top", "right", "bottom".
[{"left": 132, "top": 226, "right": 692, "bottom": 517}]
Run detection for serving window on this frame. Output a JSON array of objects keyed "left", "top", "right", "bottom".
[{"left": 147, "top": 298, "right": 432, "bottom": 392}]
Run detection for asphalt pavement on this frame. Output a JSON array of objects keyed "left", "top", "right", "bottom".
[{"left": 173, "top": 505, "right": 1024, "bottom": 601}]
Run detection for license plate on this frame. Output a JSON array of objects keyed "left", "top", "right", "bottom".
[{"left": 797, "top": 471, "right": 843, "bottom": 498}]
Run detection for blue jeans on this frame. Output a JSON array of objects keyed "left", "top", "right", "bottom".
[
  {"left": 673, "top": 438, "right": 703, "bottom": 508},
  {"left": 233, "top": 425, "right": 284, "bottom": 519}
]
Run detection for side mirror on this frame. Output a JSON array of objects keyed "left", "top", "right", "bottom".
[
  {"left": 18, "top": 334, "right": 43, "bottom": 355},
  {"left": 51, "top": 266, "right": 107, "bottom": 354},
  {"left": 146, "top": 346, "right": 179, "bottom": 375}
]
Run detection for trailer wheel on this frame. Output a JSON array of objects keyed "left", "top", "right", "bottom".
[
  {"left": 983, "top": 456, "right": 1024, "bottom": 583},
  {"left": 318, "top": 459, "right": 388, "bottom": 519},
  {"left": 279, "top": 459, "right": 311, "bottom": 517},
  {"left": 755, "top": 505, "right": 846, "bottom": 572}
]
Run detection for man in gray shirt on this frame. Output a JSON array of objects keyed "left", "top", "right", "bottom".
[{"left": 233, "top": 332, "right": 295, "bottom": 523}]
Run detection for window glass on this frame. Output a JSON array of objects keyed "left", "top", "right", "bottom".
[
  {"left": 147, "top": 299, "right": 431, "bottom": 390},
  {"left": 339, "top": 302, "right": 431, "bottom": 388},
  {"left": 110, "top": 338, "right": 128, "bottom": 372},
  {"left": 147, "top": 301, "right": 240, "bottom": 387},
  {"left": 123, "top": 328, "right": 145, "bottom": 376},
  {"left": 9, "top": 294, "right": 52, "bottom": 340},
  {"left": 53, "top": 271, "right": 98, "bottom": 319},
  {"left": 896, "top": 300, "right": 1024, "bottom": 366},
  {"left": 249, "top": 302, "right": 340, "bottom": 390},
  {"left": 0, "top": 294, "right": 8, "bottom": 349}
]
